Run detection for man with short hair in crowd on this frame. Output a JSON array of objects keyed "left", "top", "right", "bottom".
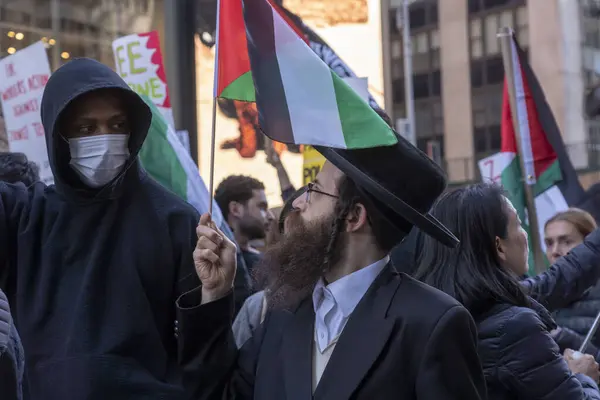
[{"left": 215, "top": 175, "right": 274, "bottom": 276}]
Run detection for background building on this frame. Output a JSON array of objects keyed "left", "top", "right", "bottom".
[
  {"left": 384, "top": 0, "right": 600, "bottom": 185},
  {"left": 0, "top": 0, "right": 156, "bottom": 150}
]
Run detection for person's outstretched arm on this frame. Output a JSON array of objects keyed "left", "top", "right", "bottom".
[
  {"left": 523, "top": 229, "right": 600, "bottom": 311},
  {"left": 0, "top": 182, "right": 35, "bottom": 290}
]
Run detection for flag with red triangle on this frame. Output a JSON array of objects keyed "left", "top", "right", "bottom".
[
  {"left": 213, "top": 0, "right": 306, "bottom": 101},
  {"left": 479, "top": 33, "right": 584, "bottom": 274}
]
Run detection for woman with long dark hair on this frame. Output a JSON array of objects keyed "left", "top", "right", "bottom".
[{"left": 415, "top": 183, "right": 600, "bottom": 399}]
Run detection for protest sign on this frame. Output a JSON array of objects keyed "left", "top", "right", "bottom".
[
  {"left": 112, "top": 31, "right": 175, "bottom": 128},
  {"left": 0, "top": 42, "right": 53, "bottom": 184}
]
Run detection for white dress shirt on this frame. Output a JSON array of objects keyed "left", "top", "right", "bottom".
[{"left": 312, "top": 256, "right": 390, "bottom": 354}]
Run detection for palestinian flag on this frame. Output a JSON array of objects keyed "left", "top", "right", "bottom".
[
  {"left": 240, "top": 0, "right": 397, "bottom": 149},
  {"left": 137, "top": 95, "right": 231, "bottom": 235},
  {"left": 479, "top": 34, "right": 584, "bottom": 274},
  {"left": 214, "top": 0, "right": 304, "bottom": 102}
]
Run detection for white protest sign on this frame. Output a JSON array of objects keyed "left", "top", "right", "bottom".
[
  {"left": 477, "top": 152, "right": 515, "bottom": 184},
  {"left": 112, "top": 31, "right": 175, "bottom": 127},
  {"left": 0, "top": 41, "right": 53, "bottom": 184}
]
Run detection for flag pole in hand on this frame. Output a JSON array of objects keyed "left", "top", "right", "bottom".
[
  {"left": 208, "top": 97, "right": 218, "bottom": 215},
  {"left": 572, "top": 311, "right": 600, "bottom": 359}
]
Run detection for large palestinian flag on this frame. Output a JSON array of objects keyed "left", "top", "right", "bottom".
[{"left": 479, "top": 34, "right": 584, "bottom": 275}]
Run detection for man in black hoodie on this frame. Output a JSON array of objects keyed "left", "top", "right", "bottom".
[{"left": 0, "top": 58, "right": 205, "bottom": 399}]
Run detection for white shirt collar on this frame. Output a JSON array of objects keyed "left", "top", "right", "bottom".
[{"left": 312, "top": 255, "right": 390, "bottom": 318}]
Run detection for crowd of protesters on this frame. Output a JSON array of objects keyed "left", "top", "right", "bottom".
[{"left": 2, "top": 58, "right": 600, "bottom": 400}]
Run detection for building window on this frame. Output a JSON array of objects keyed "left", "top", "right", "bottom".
[
  {"left": 484, "top": 14, "right": 500, "bottom": 56},
  {"left": 469, "top": 0, "right": 526, "bottom": 15},
  {"left": 516, "top": 6, "right": 529, "bottom": 46},
  {"left": 473, "top": 85, "right": 503, "bottom": 157},
  {"left": 470, "top": 19, "right": 483, "bottom": 59},
  {"left": 390, "top": 5, "right": 443, "bottom": 166}
]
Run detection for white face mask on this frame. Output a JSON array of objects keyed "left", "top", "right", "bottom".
[{"left": 68, "top": 134, "right": 130, "bottom": 188}]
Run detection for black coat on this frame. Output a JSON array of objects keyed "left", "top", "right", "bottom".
[
  {"left": 476, "top": 299, "right": 600, "bottom": 399},
  {"left": 178, "top": 265, "right": 487, "bottom": 399},
  {"left": 0, "top": 59, "right": 204, "bottom": 399}
]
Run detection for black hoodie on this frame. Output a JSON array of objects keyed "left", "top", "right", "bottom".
[{"left": 0, "top": 58, "right": 205, "bottom": 399}]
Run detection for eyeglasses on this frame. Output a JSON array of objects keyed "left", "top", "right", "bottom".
[{"left": 304, "top": 182, "right": 338, "bottom": 204}]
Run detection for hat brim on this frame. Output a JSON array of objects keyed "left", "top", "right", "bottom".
[{"left": 316, "top": 146, "right": 459, "bottom": 248}]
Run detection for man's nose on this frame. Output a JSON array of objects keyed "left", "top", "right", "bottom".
[{"left": 292, "top": 193, "right": 306, "bottom": 210}]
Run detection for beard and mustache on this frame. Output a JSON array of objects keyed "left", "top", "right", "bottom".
[{"left": 252, "top": 210, "right": 345, "bottom": 311}]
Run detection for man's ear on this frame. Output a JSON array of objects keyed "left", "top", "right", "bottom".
[
  {"left": 229, "top": 201, "right": 244, "bottom": 219},
  {"left": 345, "top": 203, "right": 369, "bottom": 233}
]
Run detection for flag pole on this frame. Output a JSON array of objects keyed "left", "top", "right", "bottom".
[
  {"left": 208, "top": 0, "right": 222, "bottom": 216},
  {"left": 208, "top": 97, "right": 218, "bottom": 215},
  {"left": 498, "top": 27, "right": 546, "bottom": 274}
]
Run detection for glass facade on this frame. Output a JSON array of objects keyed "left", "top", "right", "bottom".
[
  {"left": 389, "top": 0, "right": 443, "bottom": 166},
  {"left": 0, "top": 0, "right": 153, "bottom": 71},
  {"left": 468, "top": 1, "right": 528, "bottom": 160}
]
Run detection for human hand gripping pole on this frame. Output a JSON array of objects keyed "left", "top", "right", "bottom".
[{"left": 194, "top": 213, "right": 237, "bottom": 304}]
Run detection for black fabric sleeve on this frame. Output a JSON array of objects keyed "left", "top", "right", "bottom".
[
  {"left": 176, "top": 289, "right": 261, "bottom": 400},
  {"left": 0, "top": 182, "right": 34, "bottom": 291},
  {"left": 497, "top": 308, "right": 600, "bottom": 399},
  {"left": 523, "top": 229, "right": 600, "bottom": 311}
]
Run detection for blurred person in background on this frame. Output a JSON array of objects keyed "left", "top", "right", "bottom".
[
  {"left": 0, "top": 109, "right": 8, "bottom": 152},
  {"left": 546, "top": 209, "right": 600, "bottom": 358},
  {"left": 415, "top": 183, "right": 600, "bottom": 399},
  {"left": 0, "top": 152, "right": 40, "bottom": 187},
  {"left": 215, "top": 175, "right": 274, "bottom": 276},
  {"left": 233, "top": 186, "right": 305, "bottom": 348}
]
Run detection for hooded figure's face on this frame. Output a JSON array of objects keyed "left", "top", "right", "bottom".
[
  {"left": 60, "top": 90, "right": 132, "bottom": 188},
  {"left": 61, "top": 90, "right": 130, "bottom": 139}
]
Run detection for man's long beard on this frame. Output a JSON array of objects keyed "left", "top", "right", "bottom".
[{"left": 252, "top": 211, "right": 344, "bottom": 310}]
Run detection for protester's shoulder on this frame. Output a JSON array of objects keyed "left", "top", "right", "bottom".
[
  {"left": 395, "top": 272, "right": 463, "bottom": 309},
  {"left": 482, "top": 303, "right": 547, "bottom": 345},
  {"left": 390, "top": 273, "right": 467, "bottom": 325},
  {"left": 140, "top": 177, "right": 199, "bottom": 219}
]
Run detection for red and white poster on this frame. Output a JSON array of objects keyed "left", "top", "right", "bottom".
[
  {"left": 0, "top": 41, "right": 53, "bottom": 184},
  {"left": 112, "top": 31, "right": 174, "bottom": 127}
]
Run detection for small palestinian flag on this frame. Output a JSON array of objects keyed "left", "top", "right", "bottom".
[
  {"left": 239, "top": 0, "right": 396, "bottom": 149},
  {"left": 491, "top": 33, "right": 584, "bottom": 274}
]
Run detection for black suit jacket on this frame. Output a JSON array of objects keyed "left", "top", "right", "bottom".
[{"left": 177, "top": 265, "right": 487, "bottom": 399}]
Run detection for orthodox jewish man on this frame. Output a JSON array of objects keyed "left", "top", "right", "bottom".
[{"left": 179, "top": 125, "right": 487, "bottom": 399}]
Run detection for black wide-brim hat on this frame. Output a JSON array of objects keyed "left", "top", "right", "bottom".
[{"left": 315, "top": 132, "right": 459, "bottom": 248}]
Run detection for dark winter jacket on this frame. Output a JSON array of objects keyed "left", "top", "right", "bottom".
[
  {"left": 0, "top": 289, "right": 24, "bottom": 400},
  {"left": 474, "top": 228, "right": 600, "bottom": 399},
  {"left": 0, "top": 58, "right": 205, "bottom": 399},
  {"left": 477, "top": 299, "right": 600, "bottom": 399},
  {"left": 552, "top": 281, "right": 600, "bottom": 356}
]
